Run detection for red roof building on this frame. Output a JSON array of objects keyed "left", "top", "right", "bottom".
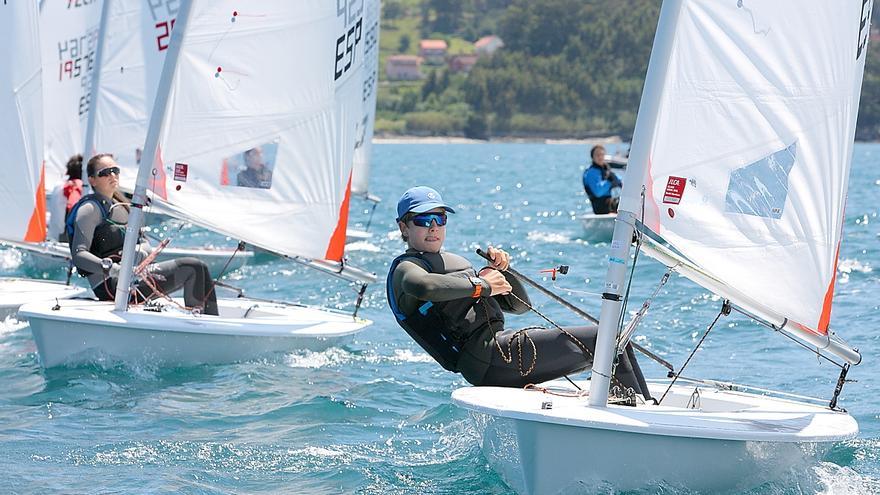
[
  {"left": 386, "top": 54, "right": 423, "bottom": 80},
  {"left": 474, "top": 35, "right": 504, "bottom": 57},
  {"left": 419, "top": 39, "right": 448, "bottom": 65}
]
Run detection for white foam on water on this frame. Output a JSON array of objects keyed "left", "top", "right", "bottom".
[
  {"left": 838, "top": 258, "right": 872, "bottom": 274},
  {"left": 815, "top": 462, "right": 880, "bottom": 495},
  {"left": 526, "top": 230, "right": 572, "bottom": 244},
  {"left": 0, "top": 250, "right": 23, "bottom": 270},
  {"left": 390, "top": 348, "right": 433, "bottom": 364},
  {"left": 284, "top": 347, "right": 435, "bottom": 369},
  {"left": 0, "top": 316, "right": 27, "bottom": 336},
  {"left": 345, "top": 241, "right": 381, "bottom": 252},
  {"left": 284, "top": 348, "right": 354, "bottom": 368}
]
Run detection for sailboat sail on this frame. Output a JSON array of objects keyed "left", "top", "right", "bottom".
[
  {"left": 137, "top": 0, "right": 367, "bottom": 263},
  {"left": 40, "top": 0, "right": 105, "bottom": 186},
  {"left": 85, "top": 0, "right": 172, "bottom": 185},
  {"left": 351, "top": 0, "right": 380, "bottom": 199},
  {"left": 623, "top": 0, "right": 872, "bottom": 340},
  {"left": 1, "top": 0, "right": 45, "bottom": 243}
]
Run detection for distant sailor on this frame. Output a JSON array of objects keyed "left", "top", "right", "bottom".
[
  {"left": 387, "top": 186, "right": 648, "bottom": 390},
  {"left": 68, "top": 153, "right": 219, "bottom": 315},
  {"left": 236, "top": 146, "right": 273, "bottom": 189},
  {"left": 582, "top": 145, "right": 623, "bottom": 214},
  {"left": 46, "top": 154, "right": 84, "bottom": 242}
]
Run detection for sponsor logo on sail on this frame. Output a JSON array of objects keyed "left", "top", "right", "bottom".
[
  {"left": 663, "top": 176, "right": 687, "bottom": 204},
  {"left": 173, "top": 163, "right": 188, "bottom": 182}
]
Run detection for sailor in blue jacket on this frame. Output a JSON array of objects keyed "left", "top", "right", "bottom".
[{"left": 582, "top": 145, "right": 622, "bottom": 214}]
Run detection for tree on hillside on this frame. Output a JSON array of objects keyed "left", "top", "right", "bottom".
[{"left": 422, "top": 0, "right": 466, "bottom": 35}]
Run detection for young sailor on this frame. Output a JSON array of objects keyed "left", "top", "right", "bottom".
[
  {"left": 387, "top": 186, "right": 648, "bottom": 391},
  {"left": 68, "top": 153, "right": 219, "bottom": 315},
  {"left": 583, "top": 145, "right": 623, "bottom": 214}
]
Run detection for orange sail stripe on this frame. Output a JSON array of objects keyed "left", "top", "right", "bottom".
[
  {"left": 150, "top": 144, "right": 168, "bottom": 199},
  {"left": 220, "top": 159, "right": 230, "bottom": 186},
  {"left": 817, "top": 242, "right": 841, "bottom": 334},
  {"left": 324, "top": 173, "right": 353, "bottom": 262},
  {"left": 24, "top": 162, "right": 47, "bottom": 242},
  {"left": 645, "top": 154, "right": 661, "bottom": 232}
]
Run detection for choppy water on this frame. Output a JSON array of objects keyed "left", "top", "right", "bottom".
[{"left": 1, "top": 142, "right": 878, "bottom": 494}]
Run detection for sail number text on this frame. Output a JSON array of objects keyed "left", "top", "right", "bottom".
[
  {"left": 335, "top": 0, "right": 364, "bottom": 81},
  {"left": 857, "top": 0, "right": 872, "bottom": 59}
]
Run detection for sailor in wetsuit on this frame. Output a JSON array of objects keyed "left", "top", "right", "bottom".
[
  {"left": 582, "top": 145, "right": 623, "bottom": 214},
  {"left": 68, "top": 153, "right": 219, "bottom": 315},
  {"left": 387, "top": 186, "right": 648, "bottom": 392}
]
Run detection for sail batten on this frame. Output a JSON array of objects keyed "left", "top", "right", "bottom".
[{"left": 622, "top": 0, "right": 871, "bottom": 336}]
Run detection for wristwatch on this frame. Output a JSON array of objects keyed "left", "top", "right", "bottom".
[
  {"left": 468, "top": 276, "right": 483, "bottom": 298},
  {"left": 101, "top": 258, "right": 113, "bottom": 272}
]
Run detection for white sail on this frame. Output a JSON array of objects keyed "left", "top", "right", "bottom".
[
  {"left": 351, "top": 0, "right": 380, "bottom": 199},
  {"left": 136, "top": 0, "right": 367, "bottom": 263},
  {"left": 1, "top": 0, "right": 45, "bottom": 242},
  {"left": 622, "top": 0, "right": 872, "bottom": 336},
  {"left": 85, "top": 0, "right": 173, "bottom": 185},
  {"left": 40, "top": 0, "right": 104, "bottom": 186}
]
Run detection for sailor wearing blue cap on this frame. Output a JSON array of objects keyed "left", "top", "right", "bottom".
[{"left": 385, "top": 186, "right": 648, "bottom": 392}]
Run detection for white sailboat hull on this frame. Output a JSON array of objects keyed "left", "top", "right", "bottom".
[
  {"left": 0, "top": 278, "right": 88, "bottom": 320},
  {"left": 19, "top": 297, "right": 371, "bottom": 367},
  {"left": 453, "top": 379, "right": 856, "bottom": 494},
  {"left": 579, "top": 213, "right": 616, "bottom": 242}
]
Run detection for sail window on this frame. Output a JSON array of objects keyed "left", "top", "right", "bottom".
[
  {"left": 220, "top": 140, "right": 278, "bottom": 189},
  {"left": 724, "top": 142, "right": 796, "bottom": 219}
]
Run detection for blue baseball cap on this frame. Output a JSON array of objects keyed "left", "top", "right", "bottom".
[{"left": 396, "top": 186, "right": 456, "bottom": 221}]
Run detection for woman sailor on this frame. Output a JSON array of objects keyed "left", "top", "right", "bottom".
[{"left": 67, "top": 153, "right": 219, "bottom": 315}]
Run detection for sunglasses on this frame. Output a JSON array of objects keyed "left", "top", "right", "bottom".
[
  {"left": 93, "top": 166, "right": 120, "bottom": 178},
  {"left": 409, "top": 212, "right": 447, "bottom": 227}
]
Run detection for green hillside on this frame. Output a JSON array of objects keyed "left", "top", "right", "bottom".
[{"left": 377, "top": 0, "right": 880, "bottom": 141}]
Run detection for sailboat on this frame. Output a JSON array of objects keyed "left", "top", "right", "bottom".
[
  {"left": 453, "top": 1, "right": 870, "bottom": 492},
  {"left": 25, "top": 0, "right": 253, "bottom": 278},
  {"left": 346, "top": 0, "right": 382, "bottom": 243},
  {"left": 0, "top": 1, "right": 89, "bottom": 320},
  {"left": 20, "top": 0, "right": 374, "bottom": 367}
]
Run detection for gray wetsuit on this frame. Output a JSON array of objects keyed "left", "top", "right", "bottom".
[
  {"left": 71, "top": 194, "right": 219, "bottom": 315},
  {"left": 389, "top": 249, "right": 649, "bottom": 394}
]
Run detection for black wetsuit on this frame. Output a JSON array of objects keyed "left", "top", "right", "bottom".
[
  {"left": 388, "top": 249, "right": 648, "bottom": 393},
  {"left": 70, "top": 193, "right": 219, "bottom": 315}
]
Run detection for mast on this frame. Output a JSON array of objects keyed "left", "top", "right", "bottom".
[
  {"left": 81, "top": 0, "right": 112, "bottom": 190},
  {"left": 113, "top": 0, "right": 193, "bottom": 311},
  {"left": 588, "top": 0, "right": 685, "bottom": 407}
]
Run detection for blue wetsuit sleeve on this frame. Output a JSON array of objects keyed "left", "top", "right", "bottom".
[{"left": 584, "top": 167, "right": 612, "bottom": 198}]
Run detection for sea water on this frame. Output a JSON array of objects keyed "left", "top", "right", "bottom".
[{"left": 0, "top": 142, "right": 878, "bottom": 494}]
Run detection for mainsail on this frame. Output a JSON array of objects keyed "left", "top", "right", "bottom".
[
  {"left": 622, "top": 0, "right": 872, "bottom": 341},
  {"left": 40, "top": 0, "right": 104, "bottom": 186},
  {"left": 117, "top": 0, "right": 368, "bottom": 305},
  {"left": 351, "top": 0, "right": 381, "bottom": 200},
  {"left": 84, "top": 0, "right": 173, "bottom": 186},
  {"left": 1, "top": 0, "right": 45, "bottom": 242}
]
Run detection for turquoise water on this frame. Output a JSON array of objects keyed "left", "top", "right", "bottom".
[{"left": 1, "top": 142, "right": 878, "bottom": 494}]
